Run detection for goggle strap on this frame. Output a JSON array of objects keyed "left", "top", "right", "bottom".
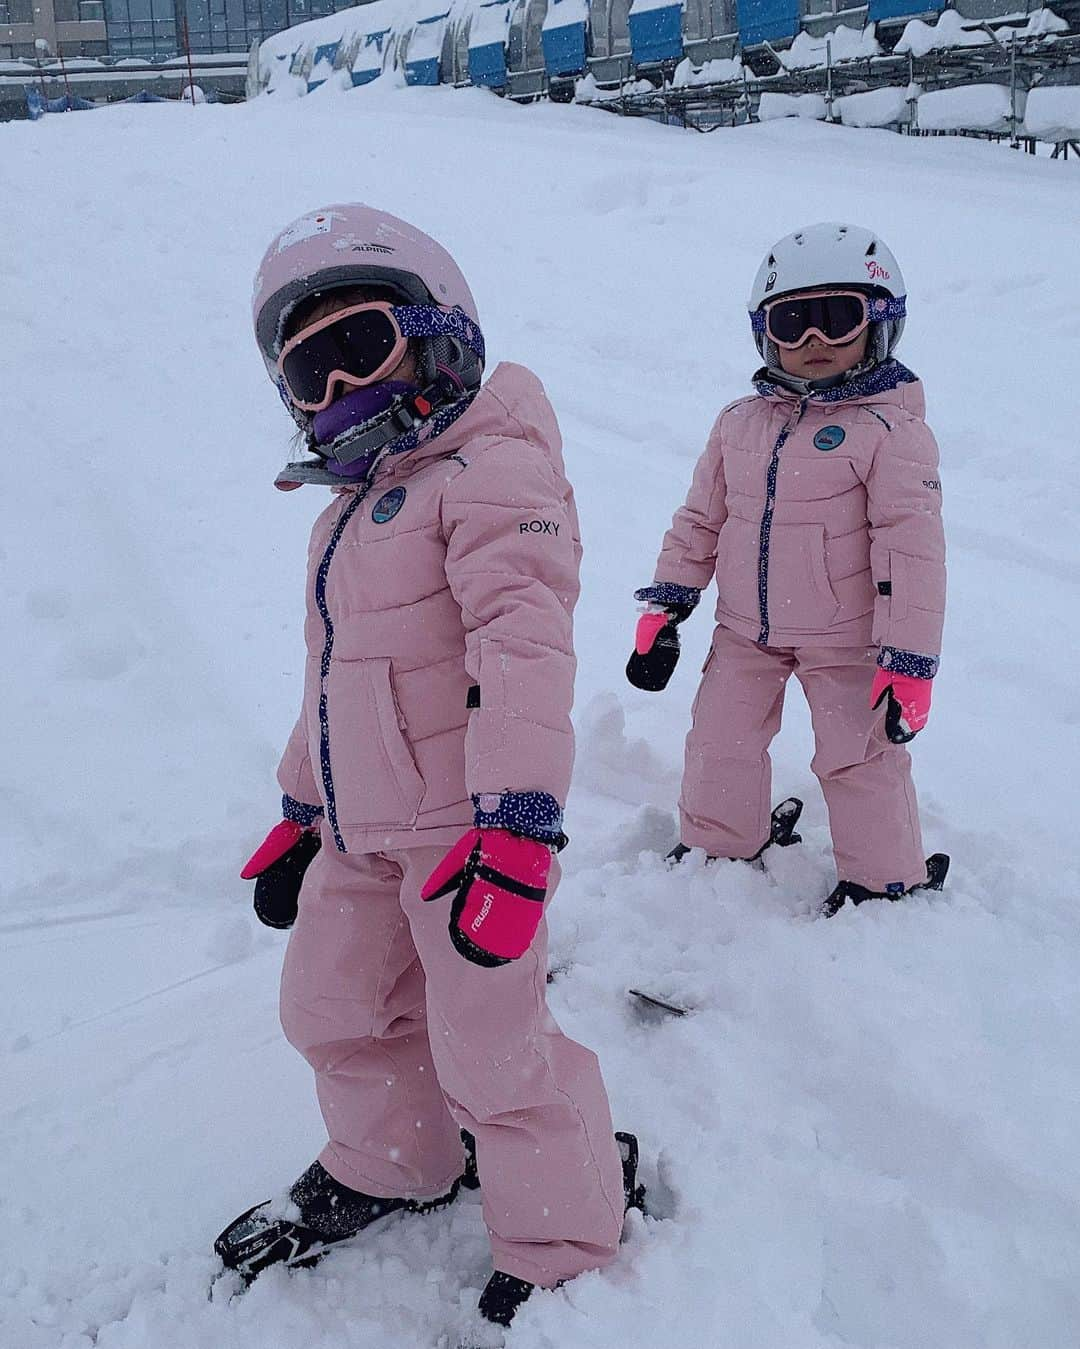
[{"left": 392, "top": 304, "right": 486, "bottom": 364}]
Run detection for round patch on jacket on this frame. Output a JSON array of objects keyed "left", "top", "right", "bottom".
[
  {"left": 813, "top": 425, "right": 846, "bottom": 452},
  {"left": 372, "top": 486, "right": 406, "bottom": 524}
]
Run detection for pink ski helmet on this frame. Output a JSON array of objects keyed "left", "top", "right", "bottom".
[{"left": 253, "top": 204, "right": 485, "bottom": 451}]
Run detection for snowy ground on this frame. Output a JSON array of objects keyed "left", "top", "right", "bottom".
[{"left": 3, "top": 79, "right": 1080, "bottom": 1349}]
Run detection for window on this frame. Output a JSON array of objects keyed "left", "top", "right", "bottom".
[{"left": 0, "top": 0, "right": 34, "bottom": 23}]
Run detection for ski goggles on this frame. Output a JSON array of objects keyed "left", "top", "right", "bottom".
[
  {"left": 277, "top": 301, "right": 484, "bottom": 413},
  {"left": 752, "top": 290, "right": 905, "bottom": 349}
]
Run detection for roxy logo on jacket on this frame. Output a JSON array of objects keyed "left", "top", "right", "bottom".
[{"left": 519, "top": 520, "right": 560, "bottom": 536}]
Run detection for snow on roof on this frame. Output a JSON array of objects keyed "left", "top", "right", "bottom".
[
  {"left": 543, "top": 0, "right": 588, "bottom": 33},
  {"left": 757, "top": 91, "right": 827, "bottom": 120},
  {"left": 778, "top": 23, "right": 880, "bottom": 70},
  {"left": 259, "top": 0, "right": 405, "bottom": 64},
  {"left": 629, "top": 0, "right": 684, "bottom": 15},
  {"left": 917, "top": 82, "right": 1019, "bottom": 132},
  {"left": 468, "top": 0, "right": 513, "bottom": 50},
  {"left": 1023, "top": 84, "right": 1080, "bottom": 141},
  {"left": 835, "top": 83, "right": 912, "bottom": 127},
  {"left": 896, "top": 7, "right": 1066, "bottom": 58},
  {"left": 408, "top": 8, "right": 452, "bottom": 61}
]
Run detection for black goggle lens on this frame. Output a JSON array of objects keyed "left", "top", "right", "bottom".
[
  {"left": 767, "top": 294, "right": 867, "bottom": 345},
  {"left": 281, "top": 308, "right": 401, "bottom": 404}
]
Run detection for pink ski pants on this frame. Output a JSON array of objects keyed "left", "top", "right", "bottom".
[
  {"left": 279, "top": 842, "right": 625, "bottom": 1288},
  {"left": 681, "top": 626, "right": 926, "bottom": 892}
]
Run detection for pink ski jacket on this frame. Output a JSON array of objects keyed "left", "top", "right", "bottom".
[
  {"left": 652, "top": 363, "right": 946, "bottom": 675},
  {"left": 277, "top": 363, "right": 581, "bottom": 855}
]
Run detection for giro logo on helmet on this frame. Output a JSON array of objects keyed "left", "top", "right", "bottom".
[{"left": 865, "top": 260, "right": 892, "bottom": 281}]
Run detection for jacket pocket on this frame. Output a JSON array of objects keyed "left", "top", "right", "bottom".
[
  {"left": 323, "top": 657, "right": 425, "bottom": 828},
  {"left": 769, "top": 523, "right": 841, "bottom": 632}
]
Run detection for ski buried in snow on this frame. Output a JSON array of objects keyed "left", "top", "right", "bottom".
[{"left": 630, "top": 846, "right": 950, "bottom": 1018}]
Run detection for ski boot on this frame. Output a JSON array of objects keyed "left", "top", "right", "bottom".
[
  {"left": 215, "top": 1130, "right": 477, "bottom": 1283},
  {"left": 666, "top": 797, "right": 803, "bottom": 867},
  {"left": 821, "top": 853, "right": 950, "bottom": 918},
  {"left": 471, "top": 1131, "right": 645, "bottom": 1332}
]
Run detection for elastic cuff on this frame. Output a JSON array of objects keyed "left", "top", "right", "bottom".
[
  {"left": 282, "top": 793, "right": 324, "bottom": 827},
  {"left": 472, "top": 790, "right": 564, "bottom": 843},
  {"left": 877, "top": 647, "right": 939, "bottom": 679},
  {"left": 634, "top": 582, "right": 702, "bottom": 610}
]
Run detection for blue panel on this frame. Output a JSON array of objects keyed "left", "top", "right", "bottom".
[
  {"left": 406, "top": 55, "right": 441, "bottom": 83},
  {"left": 628, "top": 4, "right": 683, "bottom": 65},
  {"left": 735, "top": 0, "right": 799, "bottom": 45},
  {"left": 469, "top": 40, "right": 507, "bottom": 86},
  {"left": 866, "top": 0, "right": 943, "bottom": 19},
  {"left": 541, "top": 21, "right": 587, "bottom": 76},
  {"left": 351, "top": 66, "right": 381, "bottom": 84},
  {"left": 312, "top": 39, "right": 340, "bottom": 65}
]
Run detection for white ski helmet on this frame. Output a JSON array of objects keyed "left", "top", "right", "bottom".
[{"left": 748, "top": 222, "right": 906, "bottom": 378}]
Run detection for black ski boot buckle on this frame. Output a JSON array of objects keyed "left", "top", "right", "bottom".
[{"left": 617, "top": 1131, "right": 647, "bottom": 1216}]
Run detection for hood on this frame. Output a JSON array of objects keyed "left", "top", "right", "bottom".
[
  {"left": 752, "top": 359, "right": 925, "bottom": 417},
  {"left": 428, "top": 361, "right": 564, "bottom": 471}
]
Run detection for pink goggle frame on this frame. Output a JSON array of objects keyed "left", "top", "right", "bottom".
[
  {"left": 763, "top": 289, "right": 871, "bottom": 350},
  {"left": 276, "top": 300, "right": 410, "bottom": 413}
]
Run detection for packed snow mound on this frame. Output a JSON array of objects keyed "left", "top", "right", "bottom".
[
  {"left": 778, "top": 23, "right": 881, "bottom": 69},
  {"left": 1023, "top": 84, "right": 1080, "bottom": 139},
  {"left": 3, "top": 79, "right": 1080, "bottom": 1349},
  {"left": 918, "top": 83, "right": 1020, "bottom": 133},
  {"left": 896, "top": 5, "right": 1067, "bottom": 56},
  {"left": 835, "top": 84, "right": 913, "bottom": 128},
  {"left": 757, "top": 90, "right": 827, "bottom": 120},
  {"left": 672, "top": 54, "right": 744, "bottom": 86}
]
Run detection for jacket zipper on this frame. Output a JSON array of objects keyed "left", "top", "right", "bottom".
[
  {"left": 314, "top": 485, "right": 373, "bottom": 852},
  {"left": 756, "top": 397, "right": 807, "bottom": 645}
]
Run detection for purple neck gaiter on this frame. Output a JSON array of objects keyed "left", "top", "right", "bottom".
[{"left": 312, "top": 382, "right": 419, "bottom": 478}]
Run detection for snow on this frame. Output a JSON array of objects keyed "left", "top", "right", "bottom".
[
  {"left": 468, "top": 0, "right": 512, "bottom": 50},
  {"left": 835, "top": 84, "right": 912, "bottom": 128},
  {"left": 778, "top": 23, "right": 880, "bottom": 70},
  {"left": 408, "top": 9, "right": 453, "bottom": 61},
  {"left": 918, "top": 82, "right": 1019, "bottom": 133},
  {"left": 1023, "top": 84, "right": 1080, "bottom": 140},
  {"left": 259, "top": 0, "right": 409, "bottom": 69},
  {"left": 542, "top": 0, "right": 589, "bottom": 33},
  {"left": 628, "top": 0, "right": 683, "bottom": 14},
  {"left": 672, "top": 54, "right": 743, "bottom": 86},
  {"left": 757, "top": 90, "right": 827, "bottom": 120},
  {"left": 574, "top": 71, "right": 656, "bottom": 99},
  {"left": 3, "top": 77, "right": 1080, "bottom": 1349},
  {"left": 896, "top": 6, "right": 1066, "bottom": 57}
]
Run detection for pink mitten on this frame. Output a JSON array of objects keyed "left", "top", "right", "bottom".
[
  {"left": 241, "top": 820, "right": 307, "bottom": 879},
  {"left": 421, "top": 829, "right": 551, "bottom": 967},
  {"left": 871, "top": 669, "right": 933, "bottom": 744},
  {"left": 635, "top": 610, "right": 669, "bottom": 655}
]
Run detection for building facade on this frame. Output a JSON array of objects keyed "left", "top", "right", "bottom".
[{"left": 2, "top": 0, "right": 351, "bottom": 61}]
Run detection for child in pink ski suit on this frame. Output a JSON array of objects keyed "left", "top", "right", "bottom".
[
  {"left": 215, "top": 205, "right": 628, "bottom": 1329},
  {"left": 629, "top": 223, "right": 946, "bottom": 915}
]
